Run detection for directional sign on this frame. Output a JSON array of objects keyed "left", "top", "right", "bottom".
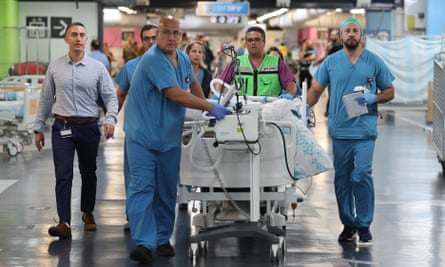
[
  {"left": 210, "top": 16, "right": 242, "bottom": 25},
  {"left": 51, "top": 17, "right": 72, "bottom": 38},
  {"left": 26, "top": 16, "right": 48, "bottom": 39},
  {"left": 196, "top": 2, "right": 249, "bottom": 16}
]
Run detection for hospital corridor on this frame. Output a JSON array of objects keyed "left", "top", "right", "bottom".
[{"left": 0, "top": 96, "right": 442, "bottom": 267}]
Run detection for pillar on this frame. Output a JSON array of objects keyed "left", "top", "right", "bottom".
[{"left": 0, "top": 0, "right": 19, "bottom": 79}]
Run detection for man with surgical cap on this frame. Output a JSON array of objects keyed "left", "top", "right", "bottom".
[{"left": 307, "top": 17, "right": 395, "bottom": 245}]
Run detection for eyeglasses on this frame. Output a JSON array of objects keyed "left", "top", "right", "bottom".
[
  {"left": 69, "top": 32, "right": 87, "bottom": 39},
  {"left": 246, "top": 37, "right": 263, "bottom": 43},
  {"left": 159, "top": 30, "right": 182, "bottom": 38},
  {"left": 142, "top": 36, "right": 157, "bottom": 42}
]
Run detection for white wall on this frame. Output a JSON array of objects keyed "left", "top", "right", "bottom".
[{"left": 19, "top": 1, "right": 98, "bottom": 63}]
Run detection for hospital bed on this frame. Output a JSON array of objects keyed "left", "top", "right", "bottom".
[
  {"left": 0, "top": 83, "right": 40, "bottom": 156},
  {"left": 179, "top": 79, "right": 332, "bottom": 264}
]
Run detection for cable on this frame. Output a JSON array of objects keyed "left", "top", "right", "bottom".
[
  {"left": 201, "top": 134, "right": 250, "bottom": 220},
  {"left": 265, "top": 121, "right": 313, "bottom": 195},
  {"left": 234, "top": 108, "right": 261, "bottom": 156}
]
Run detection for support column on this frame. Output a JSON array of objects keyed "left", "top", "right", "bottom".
[{"left": 0, "top": 0, "right": 19, "bottom": 79}]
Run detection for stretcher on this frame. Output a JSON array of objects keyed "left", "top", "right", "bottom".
[
  {"left": 179, "top": 88, "right": 333, "bottom": 264},
  {"left": 0, "top": 83, "right": 40, "bottom": 156}
]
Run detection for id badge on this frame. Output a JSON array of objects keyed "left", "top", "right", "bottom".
[{"left": 60, "top": 128, "right": 72, "bottom": 138}]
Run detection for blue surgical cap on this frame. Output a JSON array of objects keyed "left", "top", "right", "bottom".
[{"left": 340, "top": 17, "right": 363, "bottom": 35}]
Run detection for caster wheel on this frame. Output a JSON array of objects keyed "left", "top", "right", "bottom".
[{"left": 7, "top": 143, "right": 18, "bottom": 157}]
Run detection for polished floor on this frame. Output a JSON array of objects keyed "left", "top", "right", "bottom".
[{"left": 0, "top": 98, "right": 443, "bottom": 267}]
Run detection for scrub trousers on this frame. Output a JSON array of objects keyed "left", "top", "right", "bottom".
[
  {"left": 51, "top": 118, "right": 101, "bottom": 224},
  {"left": 125, "top": 137, "right": 180, "bottom": 250},
  {"left": 332, "top": 139, "right": 375, "bottom": 228}
]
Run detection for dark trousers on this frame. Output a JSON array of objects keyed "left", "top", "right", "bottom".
[
  {"left": 51, "top": 118, "right": 101, "bottom": 224},
  {"left": 299, "top": 70, "right": 313, "bottom": 89}
]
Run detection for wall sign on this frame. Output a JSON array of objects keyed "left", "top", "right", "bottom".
[
  {"left": 26, "top": 16, "right": 48, "bottom": 39},
  {"left": 51, "top": 17, "right": 72, "bottom": 38}
]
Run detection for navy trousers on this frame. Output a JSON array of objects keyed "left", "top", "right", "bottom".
[{"left": 51, "top": 118, "right": 101, "bottom": 224}]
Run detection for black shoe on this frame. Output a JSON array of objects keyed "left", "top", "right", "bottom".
[
  {"left": 156, "top": 243, "right": 175, "bottom": 258},
  {"left": 123, "top": 221, "right": 130, "bottom": 232},
  {"left": 48, "top": 223, "right": 72, "bottom": 239},
  {"left": 358, "top": 227, "right": 373, "bottom": 245},
  {"left": 130, "top": 245, "right": 152, "bottom": 264},
  {"left": 338, "top": 226, "right": 357, "bottom": 242}
]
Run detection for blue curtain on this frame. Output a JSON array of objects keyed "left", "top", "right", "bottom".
[{"left": 366, "top": 37, "right": 442, "bottom": 103}]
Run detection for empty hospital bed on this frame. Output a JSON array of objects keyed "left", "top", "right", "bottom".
[{"left": 0, "top": 83, "right": 40, "bottom": 156}]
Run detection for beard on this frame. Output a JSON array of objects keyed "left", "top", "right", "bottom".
[{"left": 343, "top": 38, "right": 360, "bottom": 50}]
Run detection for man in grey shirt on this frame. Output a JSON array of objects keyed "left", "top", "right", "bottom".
[{"left": 33, "top": 22, "right": 118, "bottom": 239}]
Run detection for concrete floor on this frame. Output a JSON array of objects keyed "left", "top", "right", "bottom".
[{"left": 0, "top": 99, "right": 443, "bottom": 267}]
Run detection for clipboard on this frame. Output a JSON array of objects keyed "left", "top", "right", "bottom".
[{"left": 342, "top": 92, "right": 368, "bottom": 118}]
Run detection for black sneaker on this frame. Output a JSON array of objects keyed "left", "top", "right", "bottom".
[
  {"left": 338, "top": 226, "right": 357, "bottom": 242},
  {"left": 358, "top": 227, "right": 373, "bottom": 245},
  {"left": 48, "top": 222, "right": 72, "bottom": 239},
  {"left": 130, "top": 245, "right": 152, "bottom": 264},
  {"left": 156, "top": 243, "right": 175, "bottom": 258}
]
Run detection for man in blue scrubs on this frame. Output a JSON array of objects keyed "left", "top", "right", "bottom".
[
  {"left": 307, "top": 17, "right": 395, "bottom": 245},
  {"left": 124, "top": 16, "right": 230, "bottom": 264},
  {"left": 114, "top": 23, "right": 158, "bottom": 231}
]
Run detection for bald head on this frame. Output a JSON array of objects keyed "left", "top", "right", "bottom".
[
  {"left": 159, "top": 16, "right": 180, "bottom": 28},
  {"left": 157, "top": 16, "right": 182, "bottom": 55}
]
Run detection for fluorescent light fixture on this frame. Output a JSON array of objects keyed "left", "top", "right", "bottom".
[
  {"left": 118, "top": 6, "right": 137, "bottom": 15},
  {"left": 350, "top": 8, "right": 366, "bottom": 15},
  {"left": 103, "top": 8, "right": 122, "bottom": 23},
  {"left": 256, "top": 8, "right": 289, "bottom": 23}
]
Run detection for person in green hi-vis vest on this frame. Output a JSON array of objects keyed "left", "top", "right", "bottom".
[{"left": 218, "top": 26, "right": 297, "bottom": 99}]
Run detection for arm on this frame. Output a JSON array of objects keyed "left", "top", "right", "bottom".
[
  {"left": 300, "top": 47, "right": 317, "bottom": 62},
  {"left": 284, "top": 81, "right": 297, "bottom": 96},
  {"left": 376, "top": 85, "right": 394, "bottom": 104},
  {"left": 278, "top": 59, "right": 297, "bottom": 96},
  {"left": 115, "top": 84, "right": 128, "bottom": 112},
  {"left": 164, "top": 86, "right": 213, "bottom": 111},
  {"left": 214, "top": 62, "right": 234, "bottom": 93},
  {"left": 34, "top": 132, "right": 44, "bottom": 152},
  {"left": 306, "top": 79, "right": 326, "bottom": 106},
  {"left": 34, "top": 66, "right": 55, "bottom": 151}
]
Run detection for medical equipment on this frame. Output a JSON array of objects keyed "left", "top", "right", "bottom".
[
  {"left": 180, "top": 118, "right": 296, "bottom": 264},
  {"left": 0, "top": 83, "right": 40, "bottom": 156},
  {"left": 179, "top": 45, "right": 332, "bottom": 264}
]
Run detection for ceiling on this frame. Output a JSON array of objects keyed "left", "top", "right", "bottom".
[{"left": 20, "top": 0, "right": 401, "bottom": 36}]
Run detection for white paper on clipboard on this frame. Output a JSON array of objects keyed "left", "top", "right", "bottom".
[{"left": 342, "top": 92, "right": 368, "bottom": 118}]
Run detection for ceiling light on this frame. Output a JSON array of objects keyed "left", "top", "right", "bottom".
[
  {"left": 350, "top": 8, "right": 366, "bottom": 15},
  {"left": 118, "top": 6, "right": 137, "bottom": 15},
  {"left": 103, "top": 8, "right": 122, "bottom": 23},
  {"left": 256, "top": 8, "right": 289, "bottom": 23}
]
